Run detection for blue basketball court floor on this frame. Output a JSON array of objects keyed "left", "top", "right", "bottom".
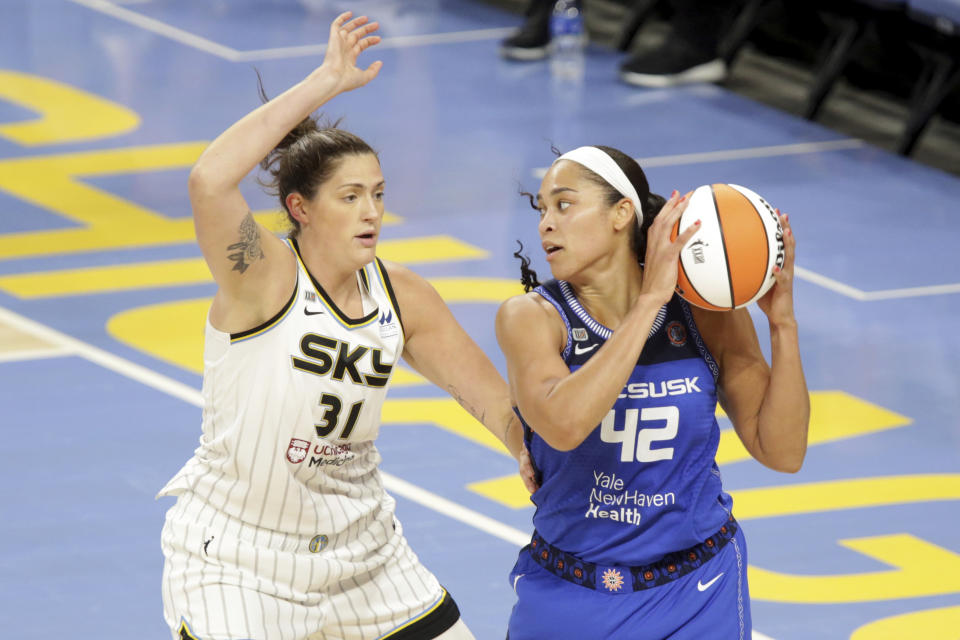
[{"left": 1, "top": 1, "right": 958, "bottom": 638}]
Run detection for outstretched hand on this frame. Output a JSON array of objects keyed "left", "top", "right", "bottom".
[
  {"left": 320, "top": 11, "right": 383, "bottom": 94},
  {"left": 639, "top": 191, "right": 700, "bottom": 306},
  {"left": 756, "top": 210, "right": 797, "bottom": 326}
]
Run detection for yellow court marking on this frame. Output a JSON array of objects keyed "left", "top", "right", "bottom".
[
  {"left": 0, "top": 70, "right": 139, "bottom": 145},
  {"left": 749, "top": 533, "right": 960, "bottom": 603},
  {"left": 0, "top": 143, "right": 207, "bottom": 260},
  {"left": 428, "top": 278, "right": 524, "bottom": 303},
  {"left": 730, "top": 474, "right": 960, "bottom": 521},
  {"left": 378, "top": 237, "right": 488, "bottom": 264},
  {"left": 0, "top": 238, "right": 488, "bottom": 298},
  {"left": 468, "top": 474, "right": 533, "bottom": 509},
  {"left": 715, "top": 390, "right": 911, "bottom": 465},
  {"left": 851, "top": 605, "right": 960, "bottom": 639},
  {"left": 732, "top": 474, "right": 960, "bottom": 604},
  {"left": 381, "top": 398, "right": 507, "bottom": 453}
]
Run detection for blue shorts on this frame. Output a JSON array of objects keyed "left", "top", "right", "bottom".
[{"left": 506, "top": 524, "right": 750, "bottom": 640}]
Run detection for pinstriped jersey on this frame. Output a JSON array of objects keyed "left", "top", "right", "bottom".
[
  {"left": 520, "top": 279, "right": 734, "bottom": 566},
  {"left": 158, "top": 238, "right": 405, "bottom": 537}
]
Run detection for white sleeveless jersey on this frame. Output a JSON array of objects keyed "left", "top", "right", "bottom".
[{"left": 158, "top": 239, "right": 405, "bottom": 538}]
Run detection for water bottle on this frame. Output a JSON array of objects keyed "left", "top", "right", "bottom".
[{"left": 549, "top": 0, "right": 585, "bottom": 81}]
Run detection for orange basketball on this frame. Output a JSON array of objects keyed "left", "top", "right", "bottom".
[{"left": 669, "top": 184, "right": 784, "bottom": 310}]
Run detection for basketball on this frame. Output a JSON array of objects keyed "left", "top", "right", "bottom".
[{"left": 670, "top": 184, "right": 784, "bottom": 311}]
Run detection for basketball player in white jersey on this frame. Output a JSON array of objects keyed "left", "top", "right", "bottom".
[{"left": 158, "top": 13, "right": 527, "bottom": 640}]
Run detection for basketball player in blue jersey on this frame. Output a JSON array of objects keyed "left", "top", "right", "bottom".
[
  {"left": 158, "top": 12, "right": 533, "bottom": 640},
  {"left": 496, "top": 145, "right": 809, "bottom": 639}
]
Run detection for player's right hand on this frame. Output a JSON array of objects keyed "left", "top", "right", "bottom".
[{"left": 639, "top": 190, "right": 698, "bottom": 306}]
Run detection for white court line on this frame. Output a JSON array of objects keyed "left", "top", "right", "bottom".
[
  {"left": 794, "top": 266, "right": 960, "bottom": 301},
  {"left": 860, "top": 282, "right": 960, "bottom": 300},
  {"left": 0, "top": 305, "right": 208, "bottom": 407},
  {"left": 0, "top": 303, "right": 778, "bottom": 639},
  {"left": 0, "top": 346, "right": 74, "bottom": 363},
  {"left": 793, "top": 266, "right": 869, "bottom": 301},
  {"left": 68, "top": 0, "right": 514, "bottom": 62},
  {"left": 531, "top": 139, "right": 866, "bottom": 177},
  {"left": 379, "top": 473, "right": 529, "bottom": 546},
  {"left": 68, "top": 0, "right": 240, "bottom": 60}
]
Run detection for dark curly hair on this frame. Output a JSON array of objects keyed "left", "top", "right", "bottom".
[{"left": 515, "top": 145, "right": 665, "bottom": 292}]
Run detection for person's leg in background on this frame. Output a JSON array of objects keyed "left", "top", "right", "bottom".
[
  {"left": 620, "top": 0, "right": 739, "bottom": 87},
  {"left": 500, "top": 0, "right": 556, "bottom": 60}
]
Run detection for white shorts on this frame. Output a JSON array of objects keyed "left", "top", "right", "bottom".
[{"left": 161, "top": 492, "right": 459, "bottom": 640}]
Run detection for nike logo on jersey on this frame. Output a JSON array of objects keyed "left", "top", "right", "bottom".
[
  {"left": 513, "top": 574, "right": 525, "bottom": 593},
  {"left": 574, "top": 343, "right": 598, "bottom": 355},
  {"left": 697, "top": 573, "right": 723, "bottom": 592},
  {"left": 304, "top": 308, "right": 324, "bottom": 316}
]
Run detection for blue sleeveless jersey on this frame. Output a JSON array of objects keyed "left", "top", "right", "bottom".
[{"left": 520, "top": 279, "right": 734, "bottom": 567}]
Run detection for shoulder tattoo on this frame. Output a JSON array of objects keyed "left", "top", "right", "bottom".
[{"left": 226, "top": 212, "right": 265, "bottom": 274}]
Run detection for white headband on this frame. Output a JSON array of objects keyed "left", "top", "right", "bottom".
[{"left": 555, "top": 146, "right": 644, "bottom": 227}]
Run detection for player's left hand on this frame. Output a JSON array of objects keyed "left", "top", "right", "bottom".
[
  {"left": 318, "top": 11, "right": 383, "bottom": 94},
  {"left": 518, "top": 444, "right": 539, "bottom": 494},
  {"left": 756, "top": 210, "right": 796, "bottom": 326}
]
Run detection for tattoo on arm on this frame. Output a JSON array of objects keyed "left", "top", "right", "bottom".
[
  {"left": 226, "top": 212, "right": 265, "bottom": 274},
  {"left": 503, "top": 413, "right": 518, "bottom": 440},
  {"left": 448, "top": 384, "right": 485, "bottom": 424}
]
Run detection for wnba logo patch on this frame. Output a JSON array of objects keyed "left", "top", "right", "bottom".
[
  {"left": 286, "top": 438, "right": 310, "bottom": 464},
  {"left": 309, "top": 534, "right": 328, "bottom": 553},
  {"left": 379, "top": 309, "right": 398, "bottom": 338},
  {"left": 666, "top": 321, "right": 687, "bottom": 347}
]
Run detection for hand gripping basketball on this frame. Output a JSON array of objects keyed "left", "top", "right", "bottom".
[
  {"left": 670, "top": 184, "right": 785, "bottom": 311},
  {"left": 640, "top": 191, "right": 701, "bottom": 306},
  {"left": 756, "top": 210, "right": 797, "bottom": 325}
]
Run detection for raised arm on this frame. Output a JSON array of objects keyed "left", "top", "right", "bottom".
[
  {"left": 693, "top": 212, "right": 809, "bottom": 472},
  {"left": 190, "top": 12, "right": 382, "bottom": 330},
  {"left": 496, "top": 193, "right": 700, "bottom": 451}
]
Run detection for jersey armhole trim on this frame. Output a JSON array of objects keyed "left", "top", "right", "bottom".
[
  {"left": 534, "top": 286, "right": 573, "bottom": 361},
  {"left": 229, "top": 278, "right": 299, "bottom": 343}
]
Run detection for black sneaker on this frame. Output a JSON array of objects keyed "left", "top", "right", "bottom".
[
  {"left": 500, "top": 2, "right": 552, "bottom": 61},
  {"left": 619, "top": 40, "right": 727, "bottom": 88}
]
